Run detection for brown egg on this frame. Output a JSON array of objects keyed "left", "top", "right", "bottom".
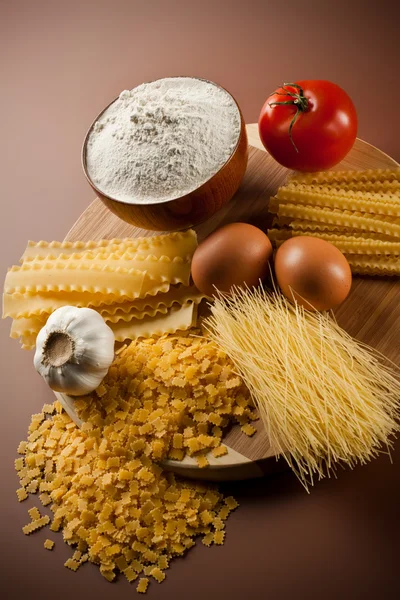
[
  {"left": 274, "top": 236, "right": 352, "bottom": 311},
  {"left": 191, "top": 223, "right": 273, "bottom": 296}
]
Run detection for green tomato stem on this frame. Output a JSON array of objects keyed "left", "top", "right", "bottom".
[{"left": 268, "top": 83, "right": 310, "bottom": 153}]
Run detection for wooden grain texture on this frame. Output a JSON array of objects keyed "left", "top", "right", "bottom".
[{"left": 64, "top": 125, "right": 400, "bottom": 480}]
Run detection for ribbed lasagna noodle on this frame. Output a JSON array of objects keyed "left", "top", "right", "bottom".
[
  {"left": 346, "top": 255, "right": 400, "bottom": 275},
  {"left": 270, "top": 230, "right": 400, "bottom": 255},
  {"left": 276, "top": 188, "right": 400, "bottom": 216},
  {"left": 21, "top": 230, "right": 197, "bottom": 261},
  {"left": 12, "top": 304, "right": 198, "bottom": 349},
  {"left": 289, "top": 167, "right": 400, "bottom": 186},
  {"left": 269, "top": 169, "right": 400, "bottom": 276},
  {"left": 3, "top": 230, "right": 202, "bottom": 348},
  {"left": 271, "top": 202, "right": 400, "bottom": 238},
  {"left": 3, "top": 285, "right": 205, "bottom": 320}
]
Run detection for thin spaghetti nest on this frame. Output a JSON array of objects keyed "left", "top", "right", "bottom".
[{"left": 205, "top": 285, "right": 400, "bottom": 489}]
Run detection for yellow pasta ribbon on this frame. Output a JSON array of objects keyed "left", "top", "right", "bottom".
[
  {"left": 276, "top": 188, "right": 400, "bottom": 216},
  {"left": 271, "top": 202, "right": 400, "bottom": 238},
  {"left": 269, "top": 229, "right": 400, "bottom": 255},
  {"left": 346, "top": 255, "right": 400, "bottom": 275},
  {"left": 109, "top": 304, "right": 197, "bottom": 342},
  {"left": 285, "top": 181, "right": 400, "bottom": 195},
  {"left": 21, "top": 230, "right": 197, "bottom": 261},
  {"left": 289, "top": 168, "right": 400, "bottom": 186}
]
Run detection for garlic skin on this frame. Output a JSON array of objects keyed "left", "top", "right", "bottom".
[{"left": 34, "top": 306, "right": 115, "bottom": 396}]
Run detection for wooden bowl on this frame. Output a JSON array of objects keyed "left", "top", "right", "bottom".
[{"left": 81, "top": 78, "right": 248, "bottom": 232}]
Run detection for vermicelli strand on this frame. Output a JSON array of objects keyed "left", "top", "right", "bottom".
[{"left": 205, "top": 285, "right": 400, "bottom": 490}]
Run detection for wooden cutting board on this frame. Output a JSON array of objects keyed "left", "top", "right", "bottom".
[{"left": 60, "top": 124, "right": 400, "bottom": 481}]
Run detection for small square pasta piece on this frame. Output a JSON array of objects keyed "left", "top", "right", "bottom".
[
  {"left": 100, "top": 569, "right": 116, "bottom": 582},
  {"left": 96, "top": 383, "right": 107, "bottom": 397},
  {"left": 39, "top": 493, "right": 52, "bottom": 506},
  {"left": 172, "top": 433, "right": 183, "bottom": 449},
  {"left": 158, "top": 556, "right": 169, "bottom": 570},
  {"left": 16, "top": 488, "right": 28, "bottom": 502},
  {"left": 50, "top": 518, "right": 62, "bottom": 532},
  {"left": 241, "top": 424, "right": 256, "bottom": 437},
  {"left": 124, "top": 566, "right": 138, "bottom": 583},
  {"left": 196, "top": 455, "right": 209, "bottom": 469},
  {"left": 168, "top": 448, "right": 184, "bottom": 461},
  {"left": 136, "top": 578, "right": 149, "bottom": 594},
  {"left": 150, "top": 567, "right": 165, "bottom": 583},
  {"left": 17, "top": 441, "right": 27, "bottom": 455},
  {"left": 26, "top": 480, "right": 39, "bottom": 494},
  {"left": 225, "top": 496, "right": 239, "bottom": 510},
  {"left": 226, "top": 376, "right": 242, "bottom": 389},
  {"left": 131, "top": 559, "right": 144, "bottom": 573},
  {"left": 35, "top": 452, "right": 45, "bottom": 466},
  {"left": 72, "top": 551, "right": 82, "bottom": 561},
  {"left": 78, "top": 540, "right": 88, "bottom": 553},
  {"left": 28, "top": 507, "right": 41, "bottom": 521},
  {"left": 44, "top": 539, "right": 55, "bottom": 550},
  {"left": 212, "top": 445, "right": 228, "bottom": 458},
  {"left": 115, "top": 555, "right": 128, "bottom": 571},
  {"left": 151, "top": 440, "right": 165, "bottom": 458},
  {"left": 15, "top": 458, "right": 25, "bottom": 471},
  {"left": 187, "top": 438, "right": 200, "bottom": 453},
  {"left": 212, "top": 426, "right": 223, "bottom": 438},
  {"left": 208, "top": 413, "right": 222, "bottom": 426},
  {"left": 43, "top": 403, "right": 55, "bottom": 414},
  {"left": 214, "top": 530, "right": 225, "bottom": 545},
  {"left": 64, "top": 559, "right": 81, "bottom": 572},
  {"left": 183, "top": 427, "right": 194, "bottom": 439},
  {"left": 213, "top": 517, "right": 224, "bottom": 530},
  {"left": 27, "top": 467, "right": 40, "bottom": 478},
  {"left": 218, "top": 506, "right": 230, "bottom": 520},
  {"left": 197, "top": 422, "right": 209, "bottom": 435},
  {"left": 202, "top": 532, "right": 214, "bottom": 547}
]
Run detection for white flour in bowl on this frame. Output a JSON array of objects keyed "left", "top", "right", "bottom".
[{"left": 85, "top": 77, "right": 241, "bottom": 204}]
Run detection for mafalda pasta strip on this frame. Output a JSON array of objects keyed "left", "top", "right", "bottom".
[
  {"left": 15, "top": 252, "right": 192, "bottom": 287},
  {"left": 3, "top": 290, "right": 128, "bottom": 320},
  {"left": 4, "top": 263, "right": 146, "bottom": 298},
  {"left": 10, "top": 316, "right": 44, "bottom": 339},
  {"left": 276, "top": 188, "right": 400, "bottom": 216},
  {"left": 289, "top": 167, "right": 400, "bottom": 186},
  {"left": 109, "top": 303, "right": 197, "bottom": 342},
  {"left": 271, "top": 217, "right": 377, "bottom": 235},
  {"left": 268, "top": 228, "right": 399, "bottom": 243},
  {"left": 3, "top": 284, "right": 206, "bottom": 320},
  {"left": 99, "top": 285, "right": 206, "bottom": 317},
  {"left": 285, "top": 180, "right": 400, "bottom": 196},
  {"left": 11, "top": 302, "right": 198, "bottom": 346},
  {"left": 21, "top": 230, "right": 198, "bottom": 261},
  {"left": 9, "top": 304, "right": 173, "bottom": 340},
  {"left": 101, "top": 305, "right": 170, "bottom": 324},
  {"left": 270, "top": 202, "right": 400, "bottom": 238},
  {"left": 269, "top": 230, "right": 400, "bottom": 255},
  {"left": 346, "top": 254, "right": 400, "bottom": 275}
]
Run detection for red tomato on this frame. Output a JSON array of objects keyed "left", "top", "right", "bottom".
[{"left": 258, "top": 80, "right": 357, "bottom": 171}]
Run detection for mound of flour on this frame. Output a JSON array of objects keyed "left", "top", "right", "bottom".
[{"left": 85, "top": 77, "right": 241, "bottom": 204}]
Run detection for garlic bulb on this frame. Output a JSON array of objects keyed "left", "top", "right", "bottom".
[{"left": 34, "top": 306, "right": 115, "bottom": 396}]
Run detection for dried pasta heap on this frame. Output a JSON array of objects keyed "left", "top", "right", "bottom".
[
  {"left": 15, "top": 332, "right": 256, "bottom": 591},
  {"left": 205, "top": 285, "right": 400, "bottom": 490},
  {"left": 3, "top": 231, "right": 205, "bottom": 349},
  {"left": 268, "top": 168, "right": 400, "bottom": 275}
]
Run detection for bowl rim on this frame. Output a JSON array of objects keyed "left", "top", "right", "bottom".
[{"left": 81, "top": 76, "right": 245, "bottom": 208}]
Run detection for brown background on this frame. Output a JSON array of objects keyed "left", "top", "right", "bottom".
[{"left": 1, "top": 1, "right": 399, "bottom": 599}]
